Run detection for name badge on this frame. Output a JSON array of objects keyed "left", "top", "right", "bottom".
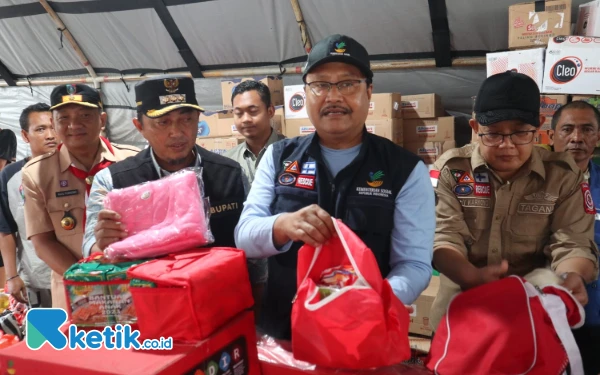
[{"left": 56, "top": 190, "right": 79, "bottom": 198}]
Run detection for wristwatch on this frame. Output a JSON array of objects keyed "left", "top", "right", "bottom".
[{"left": 560, "top": 272, "right": 587, "bottom": 286}]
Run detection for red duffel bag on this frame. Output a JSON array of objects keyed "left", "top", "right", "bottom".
[
  {"left": 127, "top": 248, "right": 254, "bottom": 343},
  {"left": 291, "top": 218, "right": 411, "bottom": 369}
]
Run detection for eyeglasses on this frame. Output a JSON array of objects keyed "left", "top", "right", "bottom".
[
  {"left": 478, "top": 130, "right": 537, "bottom": 146},
  {"left": 305, "top": 79, "right": 366, "bottom": 96}
]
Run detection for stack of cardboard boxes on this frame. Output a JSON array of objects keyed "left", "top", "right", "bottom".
[
  {"left": 365, "top": 93, "right": 403, "bottom": 143},
  {"left": 402, "top": 94, "right": 454, "bottom": 165},
  {"left": 196, "top": 76, "right": 285, "bottom": 154}
]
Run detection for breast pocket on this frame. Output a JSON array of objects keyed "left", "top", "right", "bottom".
[
  {"left": 508, "top": 213, "right": 550, "bottom": 268},
  {"left": 271, "top": 186, "right": 318, "bottom": 214},
  {"left": 344, "top": 196, "right": 394, "bottom": 235},
  {"left": 46, "top": 197, "right": 85, "bottom": 237}
]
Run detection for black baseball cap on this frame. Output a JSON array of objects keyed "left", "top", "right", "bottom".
[
  {"left": 475, "top": 71, "right": 540, "bottom": 127},
  {"left": 50, "top": 84, "right": 102, "bottom": 111},
  {"left": 302, "top": 34, "right": 373, "bottom": 82},
  {"left": 135, "top": 75, "right": 204, "bottom": 118}
]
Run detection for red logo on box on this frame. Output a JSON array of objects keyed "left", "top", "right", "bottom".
[
  {"left": 526, "top": 24, "right": 535, "bottom": 31},
  {"left": 514, "top": 17, "right": 524, "bottom": 28},
  {"left": 295, "top": 175, "right": 315, "bottom": 190}
]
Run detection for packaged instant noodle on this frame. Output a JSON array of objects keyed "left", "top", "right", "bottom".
[{"left": 63, "top": 254, "right": 146, "bottom": 327}]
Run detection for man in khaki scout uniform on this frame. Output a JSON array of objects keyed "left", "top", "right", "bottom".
[
  {"left": 21, "top": 84, "right": 138, "bottom": 310},
  {"left": 430, "top": 71, "right": 599, "bottom": 330}
]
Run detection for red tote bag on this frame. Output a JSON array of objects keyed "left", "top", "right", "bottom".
[
  {"left": 127, "top": 248, "right": 254, "bottom": 343},
  {"left": 426, "top": 276, "right": 585, "bottom": 375},
  {"left": 291, "top": 218, "right": 411, "bottom": 369}
]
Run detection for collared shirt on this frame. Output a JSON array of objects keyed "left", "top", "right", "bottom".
[
  {"left": 234, "top": 144, "right": 435, "bottom": 305},
  {"left": 22, "top": 140, "right": 138, "bottom": 257},
  {"left": 150, "top": 147, "right": 202, "bottom": 177},
  {"left": 224, "top": 130, "right": 285, "bottom": 192},
  {"left": 83, "top": 148, "right": 201, "bottom": 257},
  {"left": 430, "top": 143, "right": 599, "bottom": 329},
  {"left": 0, "top": 159, "right": 51, "bottom": 290}
]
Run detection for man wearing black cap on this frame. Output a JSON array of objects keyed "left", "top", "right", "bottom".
[
  {"left": 21, "top": 84, "right": 139, "bottom": 309},
  {"left": 235, "top": 35, "right": 435, "bottom": 339},
  {"left": 429, "top": 71, "right": 598, "bottom": 329},
  {"left": 83, "top": 76, "right": 245, "bottom": 257}
]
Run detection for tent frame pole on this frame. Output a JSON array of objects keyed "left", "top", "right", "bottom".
[
  {"left": 0, "top": 57, "right": 486, "bottom": 87},
  {"left": 38, "top": 0, "right": 100, "bottom": 88},
  {"left": 289, "top": 0, "right": 312, "bottom": 53}
]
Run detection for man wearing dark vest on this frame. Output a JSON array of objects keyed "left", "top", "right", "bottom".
[
  {"left": 83, "top": 76, "right": 245, "bottom": 257},
  {"left": 235, "top": 34, "right": 435, "bottom": 339}
]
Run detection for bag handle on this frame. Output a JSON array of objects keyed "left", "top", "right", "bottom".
[
  {"left": 171, "top": 250, "right": 210, "bottom": 260},
  {"left": 293, "top": 218, "right": 371, "bottom": 303},
  {"left": 537, "top": 287, "right": 584, "bottom": 375}
]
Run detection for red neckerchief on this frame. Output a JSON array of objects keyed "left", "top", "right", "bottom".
[{"left": 58, "top": 137, "right": 115, "bottom": 228}]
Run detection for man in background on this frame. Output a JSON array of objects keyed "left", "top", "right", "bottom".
[
  {"left": 225, "top": 80, "right": 285, "bottom": 319},
  {"left": 550, "top": 100, "right": 600, "bottom": 375},
  {"left": 0, "top": 103, "right": 57, "bottom": 307}
]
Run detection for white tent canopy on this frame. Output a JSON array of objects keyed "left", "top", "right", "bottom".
[{"left": 0, "top": 0, "right": 587, "bottom": 158}]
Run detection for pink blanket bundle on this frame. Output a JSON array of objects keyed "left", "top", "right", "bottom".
[{"left": 103, "top": 169, "right": 214, "bottom": 259}]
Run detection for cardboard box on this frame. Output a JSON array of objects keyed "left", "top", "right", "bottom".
[
  {"left": 221, "top": 76, "right": 284, "bottom": 109},
  {"left": 543, "top": 36, "right": 600, "bottom": 95},
  {"left": 408, "top": 276, "right": 440, "bottom": 336},
  {"left": 365, "top": 118, "right": 403, "bottom": 144},
  {"left": 0, "top": 311, "right": 261, "bottom": 375},
  {"left": 403, "top": 117, "right": 455, "bottom": 143},
  {"left": 284, "top": 118, "right": 315, "bottom": 138},
  {"left": 198, "top": 110, "right": 233, "bottom": 137},
  {"left": 272, "top": 105, "right": 285, "bottom": 135},
  {"left": 536, "top": 130, "right": 552, "bottom": 144},
  {"left": 404, "top": 141, "right": 457, "bottom": 165},
  {"left": 571, "top": 94, "right": 600, "bottom": 110},
  {"left": 285, "top": 118, "right": 402, "bottom": 143},
  {"left": 508, "top": 0, "right": 572, "bottom": 49},
  {"left": 487, "top": 48, "right": 545, "bottom": 90},
  {"left": 402, "top": 94, "right": 444, "bottom": 119},
  {"left": 284, "top": 85, "right": 308, "bottom": 119},
  {"left": 197, "top": 136, "right": 243, "bottom": 155},
  {"left": 369, "top": 93, "right": 402, "bottom": 119},
  {"left": 540, "top": 94, "right": 568, "bottom": 130},
  {"left": 576, "top": 0, "right": 600, "bottom": 37}
]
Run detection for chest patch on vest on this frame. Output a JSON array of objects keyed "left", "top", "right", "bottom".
[
  {"left": 301, "top": 161, "right": 316, "bottom": 175},
  {"left": 210, "top": 201, "right": 240, "bottom": 215},
  {"left": 356, "top": 170, "right": 392, "bottom": 198},
  {"left": 295, "top": 175, "right": 315, "bottom": 190},
  {"left": 284, "top": 161, "right": 300, "bottom": 174},
  {"left": 278, "top": 173, "right": 296, "bottom": 186}
]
